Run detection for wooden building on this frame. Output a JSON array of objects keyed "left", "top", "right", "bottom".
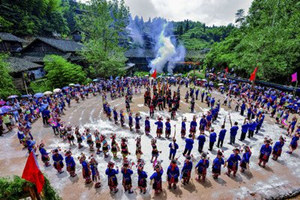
[
  {"left": 0, "top": 32, "right": 25, "bottom": 53},
  {"left": 21, "top": 37, "right": 83, "bottom": 65},
  {"left": 6, "top": 57, "right": 43, "bottom": 91},
  {"left": 125, "top": 48, "right": 206, "bottom": 74}
]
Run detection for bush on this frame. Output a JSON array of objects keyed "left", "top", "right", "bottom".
[
  {"left": 44, "top": 55, "right": 87, "bottom": 88},
  {"left": 0, "top": 176, "right": 61, "bottom": 200},
  {"left": 0, "top": 54, "right": 19, "bottom": 99},
  {"left": 29, "top": 79, "right": 52, "bottom": 93},
  {"left": 134, "top": 71, "right": 150, "bottom": 77}
]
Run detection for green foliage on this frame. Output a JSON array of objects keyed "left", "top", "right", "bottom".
[
  {"left": 134, "top": 71, "right": 150, "bottom": 77},
  {"left": 175, "top": 21, "right": 235, "bottom": 50},
  {"left": 0, "top": 176, "right": 61, "bottom": 200},
  {"left": 44, "top": 55, "right": 86, "bottom": 88},
  {"left": 84, "top": 78, "right": 93, "bottom": 85},
  {"left": 182, "top": 70, "right": 205, "bottom": 79},
  {"left": 43, "top": 176, "right": 61, "bottom": 200},
  {"left": 204, "top": 0, "right": 300, "bottom": 83},
  {"left": 0, "top": 0, "right": 69, "bottom": 36},
  {"left": 0, "top": 54, "right": 18, "bottom": 99},
  {"left": 0, "top": 176, "right": 30, "bottom": 200},
  {"left": 29, "top": 79, "right": 52, "bottom": 93},
  {"left": 61, "top": 0, "right": 79, "bottom": 33},
  {"left": 77, "top": 0, "right": 129, "bottom": 78}
]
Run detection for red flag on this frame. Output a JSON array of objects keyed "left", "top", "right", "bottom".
[
  {"left": 151, "top": 69, "right": 157, "bottom": 79},
  {"left": 22, "top": 152, "right": 45, "bottom": 193},
  {"left": 249, "top": 67, "right": 258, "bottom": 81},
  {"left": 225, "top": 67, "right": 229, "bottom": 73}
]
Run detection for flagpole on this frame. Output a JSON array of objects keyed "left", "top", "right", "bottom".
[{"left": 293, "top": 81, "right": 298, "bottom": 97}]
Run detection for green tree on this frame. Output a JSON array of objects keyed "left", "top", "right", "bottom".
[
  {"left": 77, "top": 0, "right": 129, "bottom": 78},
  {"left": 0, "top": 0, "right": 69, "bottom": 36},
  {"left": 43, "top": 55, "right": 86, "bottom": 88},
  {"left": 205, "top": 0, "right": 300, "bottom": 83},
  {"left": 184, "top": 20, "right": 190, "bottom": 32},
  {"left": 235, "top": 9, "right": 245, "bottom": 27},
  {"left": 0, "top": 54, "right": 18, "bottom": 99}
]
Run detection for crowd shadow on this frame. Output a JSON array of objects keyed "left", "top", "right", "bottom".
[
  {"left": 290, "top": 153, "right": 299, "bottom": 158},
  {"left": 241, "top": 140, "right": 251, "bottom": 145},
  {"left": 84, "top": 182, "right": 94, "bottom": 189},
  {"left": 263, "top": 166, "right": 274, "bottom": 173},
  {"left": 213, "top": 177, "right": 227, "bottom": 186},
  {"left": 249, "top": 137, "right": 258, "bottom": 141},
  {"left": 256, "top": 132, "right": 264, "bottom": 136},
  {"left": 152, "top": 189, "right": 168, "bottom": 200},
  {"left": 181, "top": 181, "right": 197, "bottom": 193},
  {"left": 232, "top": 174, "right": 243, "bottom": 183},
  {"left": 221, "top": 146, "right": 229, "bottom": 151},
  {"left": 168, "top": 186, "right": 183, "bottom": 197},
  {"left": 276, "top": 159, "right": 286, "bottom": 166},
  {"left": 240, "top": 171, "right": 253, "bottom": 180},
  {"left": 195, "top": 178, "right": 212, "bottom": 188},
  {"left": 69, "top": 175, "right": 79, "bottom": 183},
  {"left": 56, "top": 171, "right": 68, "bottom": 178}
]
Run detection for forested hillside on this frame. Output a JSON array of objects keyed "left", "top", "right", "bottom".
[
  {"left": 0, "top": 0, "right": 298, "bottom": 84},
  {"left": 0, "top": 0, "right": 78, "bottom": 36},
  {"left": 204, "top": 0, "right": 300, "bottom": 83},
  {"left": 174, "top": 21, "right": 235, "bottom": 50}
]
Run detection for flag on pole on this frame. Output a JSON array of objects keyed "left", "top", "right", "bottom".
[
  {"left": 224, "top": 67, "right": 229, "bottom": 78},
  {"left": 225, "top": 67, "right": 229, "bottom": 73},
  {"left": 151, "top": 69, "right": 157, "bottom": 79},
  {"left": 22, "top": 152, "right": 45, "bottom": 193},
  {"left": 291, "top": 72, "right": 297, "bottom": 82},
  {"left": 249, "top": 67, "right": 258, "bottom": 81}
]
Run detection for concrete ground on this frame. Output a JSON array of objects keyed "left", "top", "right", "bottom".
[{"left": 0, "top": 86, "right": 299, "bottom": 200}]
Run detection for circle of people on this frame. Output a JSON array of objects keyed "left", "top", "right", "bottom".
[{"left": 2, "top": 75, "right": 299, "bottom": 195}]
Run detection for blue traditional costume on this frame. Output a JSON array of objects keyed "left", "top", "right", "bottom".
[
  {"left": 181, "top": 156, "right": 193, "bottom": 184},
  {"left": 195, "top": 153, "right": 209, "bottom": 181},
  {"left": 121, "top": 162, "right": 133, "bottom": 193},
  {"left": 150, "top": 166, "right": 163, "bottom": 194},
  {"left": 167, "top": 160, "right": 180, "bottom": 189},
  {"left": 106, "top": 162, "right": 119, "bottom": 193},
  {"left": 272, "top": 137, "right": 285, "bottom": 160},
  {"left": 212, "top": 151, "right": 225, "bottom": 178},
  {"left": 226, "top": 149, "right": 241, "bottom": 177},
  {"left": 52, "top": 149, "right": 64, "bottom": 173},
  {"left": 155, "top": 119, "right": 163, "bottom": 138},
  {"left": 65, "top": 151, "right": 76, "bottom": 177}
]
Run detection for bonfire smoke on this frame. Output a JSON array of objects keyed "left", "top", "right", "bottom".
[
  {"left": 126, "top": 16, "right": 186, "bottom": 74},
  {"left": 150, "top": 23, "right": 186, "bottom": 73},
  {"left": 127, "top": 16, "right": 144, "bottom": 47},
  {"left": 150, "top": 24, "right": 176, "bottom": 73}
]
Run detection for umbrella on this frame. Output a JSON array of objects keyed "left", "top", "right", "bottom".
[
  {"left": 202, "top": 79, "right": 207, "bottom": 82},
  {"left": 74, "top": 84, "right": 81, "bottom": 87},
  {"left": 7, "top": 95, "right": 18, "bottom": 99},
  {"left": 93, "top": 79, "right": 98, "bottom": 82},
  {"left": 62, "top": 86, "right": 69, "bottom": 90},
  {"left": 21, "top": 94, "right": 32, "bottom": 98},
  {"left": 0, "top": 106, "right": 12, "bottom": 113},
  {"left": 197, "top": 78, "right": 201, "bottom": 81},
  {"left": 0, "top": 100, "right": 6, "bottom": 106},
  {"left": 44, "top": 91, "right": 53, "bottom": 95},
  {"left": 69, "top": 83, "right": 75, "bottom": 86},
  {"left": 218, "top": 83, "right": 224, "bottom": 86},
  {"left": 34, "top": 93, "right": 44, "bottom": 98},
  {"left": 53, "top": 88, "right": 61, "bottom": 93}
]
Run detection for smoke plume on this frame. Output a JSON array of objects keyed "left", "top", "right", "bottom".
[{"left": 150, "top": 23, "right": 186, "bottom": 73}]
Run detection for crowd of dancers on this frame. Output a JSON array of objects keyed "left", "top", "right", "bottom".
[{"left": 1, "top": 75, "right": 299, "bottom": 195}]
